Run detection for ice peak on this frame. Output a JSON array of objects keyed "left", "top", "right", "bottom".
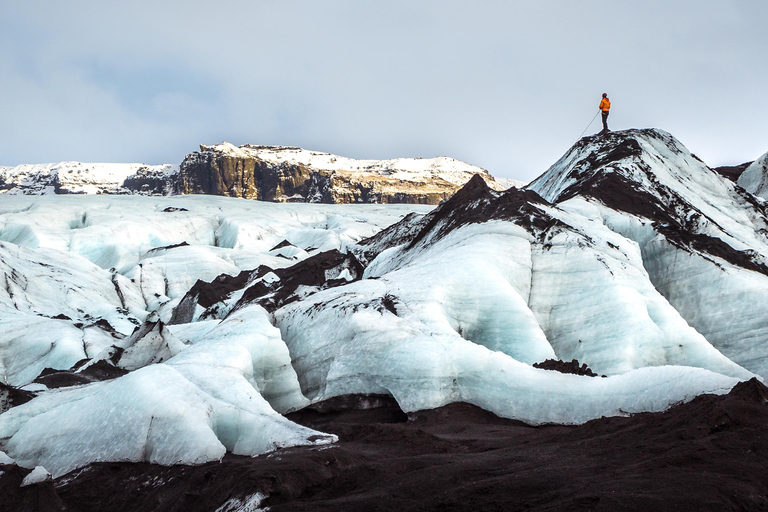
[{"left": 738, "top": 150, "right": 768, "bottom": 199}]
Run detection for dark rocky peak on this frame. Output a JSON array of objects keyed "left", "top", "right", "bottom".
[
  {"left": 354, "top": 173, "right": 564, "bottom": 267},
  {"left": 713, "top": 161, "right": 753, "bottom": 183},
  {"left": 405, "top": 174, "right": 560, "bottom": 249},
  {"left": 729, "top": 377, "right": 768, "bottom": 404}
]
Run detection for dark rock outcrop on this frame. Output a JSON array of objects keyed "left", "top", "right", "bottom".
[
  {"left": 713, "top": 161, "right": 752, "bottom": 182},
  {"left": 0, "top": 382, "right": 36, "bottom": 414},
  {"left": 532, "top": 358, "right": 600, "bottom": 377},
  {"left": 169, "top": 249, "right": 365, "bottom": 322},
  {"left": 32, "top": 360, "right": 129, "bottom": 390}
]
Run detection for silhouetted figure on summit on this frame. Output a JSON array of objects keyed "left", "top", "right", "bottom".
[{"left": 599, "top": 93, "right": 611, "bottom": 133}]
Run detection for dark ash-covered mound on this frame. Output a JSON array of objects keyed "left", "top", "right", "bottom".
[
  {"left": 5, "top": 379, "right": 768, "bottom": 511},
  {"left": 533, "top": 358, "right": 601, "bottom": 377},
  {"left": 713, "top": 161, "right": 753, "bottom": 182},
  {"left": 355, "top": 174, "right": 564, "bottom": 265},
  {"left": 0, "top": 382, "right": 36, "bottom": 414},
  {"left": 32, "top": 360, "right": 129, "bottom": 389}
]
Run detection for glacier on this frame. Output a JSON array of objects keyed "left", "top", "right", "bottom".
[{"left": 0, "top": 129, "right": 767, "bottom": 480}]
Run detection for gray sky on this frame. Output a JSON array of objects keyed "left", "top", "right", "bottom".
[{"left": 1, "top": 0, "right": 766, "bottom": 181}]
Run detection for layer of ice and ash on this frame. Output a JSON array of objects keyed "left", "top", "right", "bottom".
[
  {"left": 0, "top": 304, "right": 332, "bottom": 478},
  {"left": 196, "top": 142, "right": 510, "bottom": 191},
  {"left": 0, "top": 132, "right": 765, "bottom": 479},
  {"left": 738, "top": 151, "right": 768, "bottom": 199},
  {"left": 20, "top": 465, "right": 51, "bottom": 487},
  {"left": 527, "top": 129, "right": 768, "bottom": 378},
  {"left": 0, "top": 162, "right": 179, "bottom": 195}
]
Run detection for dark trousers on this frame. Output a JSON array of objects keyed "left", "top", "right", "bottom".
[{"left": 601, "top": 111, "right": 609, "bottom": 131}]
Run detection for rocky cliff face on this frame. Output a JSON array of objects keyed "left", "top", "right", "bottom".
[{"left": 178, "top": 142, "right": 510, "bottom": 204}]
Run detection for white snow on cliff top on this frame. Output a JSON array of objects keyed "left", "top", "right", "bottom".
[
  {"left": 198, "top": 142, "right": 510, "bottom": 188},
  {"left": 0, "top": 162, "right": 178, "bottom": 195}
]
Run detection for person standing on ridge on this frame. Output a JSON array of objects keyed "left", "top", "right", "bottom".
[{"left": 599, "top": 93, "right": 611, "bottom": 133}]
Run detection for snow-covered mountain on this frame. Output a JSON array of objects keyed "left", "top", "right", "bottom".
[
  {"left": 179, "top": 142, "right": 510, "bottom": 203},
  {"left": 1, "top": 129, "right": 767, "bottom": 502},
  {"left": 0, "top": 162, "right": 179, "bottom": 195},
  {"left": 0, "top": 144, "right": 517, "bottom": 204}
]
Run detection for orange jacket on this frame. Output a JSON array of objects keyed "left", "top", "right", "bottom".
[{"left": 599, "top": 97, "right": 611, "bottom": 111}]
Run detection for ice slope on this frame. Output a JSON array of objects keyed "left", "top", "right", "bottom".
[
  {"left": 0, "top": 162, "right": 178, "bottom": 195},
  {"left": 738, "top": 151, "right": 768, "bottom": 199},
  {"left": 528, "top": 129, "right": 768, "bottom": 378}
]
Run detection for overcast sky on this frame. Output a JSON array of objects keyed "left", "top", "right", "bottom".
[{"left": 1, "top": 1, "right": 766, "bottom": 181}]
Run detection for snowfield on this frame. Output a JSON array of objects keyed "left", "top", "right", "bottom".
[{"left": 0, "top": 129, "right": 767, "bottom": 479}]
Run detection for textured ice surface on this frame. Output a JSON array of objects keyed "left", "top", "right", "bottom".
[
  {"left": 215, "top": 493, "right": 267, "bottom": 512},
  {"left": 0, "top": 196, "right": 428, "bottom": 385}
]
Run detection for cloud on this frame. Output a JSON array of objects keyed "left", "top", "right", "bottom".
[{"left": 1, "top": 0, "right": 766, "bottom": 180}]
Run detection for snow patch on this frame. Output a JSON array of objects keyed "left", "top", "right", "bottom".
[
  {"left": 215, "top": 493, "right": 268, "bottom": 512},
  {"left": 20, "top": 466, "right": 51, "bottom": 487}
]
